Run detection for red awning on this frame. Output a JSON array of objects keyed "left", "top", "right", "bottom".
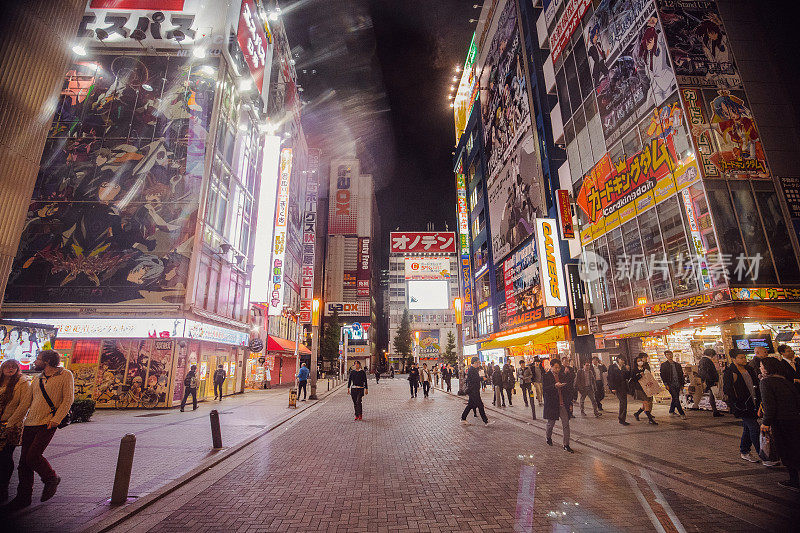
[
  {"left": 266, "top": 335, "right": 311, "bottom": 355},
  {"left": 669, "top": 304, "right": 800, "bottom": 330}
]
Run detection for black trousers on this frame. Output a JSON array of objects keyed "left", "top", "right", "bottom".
[
  {"left": 594, "top": 381, "right": 605, "bottom": 408},
  {"left": 375, "top": 374, "right": 380, "bottom": 383},
  {"left": 462, "top": 390, "right": 488, "bottom": 423},
  {"left": 445, "top": 377, "right": 452, "bottom": 392},
  {"left": 409, "top": 381, "right": 418, "bottom": 397},
  {"left": 214, "top": 382, "right": 223, "bottom": 399},
  {"left": 351, "top": 388, "right": 364, "bottom": 417},
  {"left": 668, "top": 387, "right": 684, "bottom": 415},
  {"left": 521, "top": 383, "right": 532, "bottom": 406},
  {"left": 705, "top": 383, "right": 719, "bottom": 414},
  {"left": 505, "top": 386, "right": 514, "bottom": 406},
  {"left": 616, "top": 389, "right": 628, "bottom": 422},
  {"left": 422, "top": 381, "right": 430, "bottom": 397},
  {"left": 0, "top": 443, "right": 14, "bottom": 491},
  {"left": 298, "top": 380, "right": 307, "bottom": 399},
  {"left": 181, "top": 387, "right": 197, "bottom": 410}
]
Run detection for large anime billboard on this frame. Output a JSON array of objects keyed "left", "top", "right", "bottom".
[{"left": 5, "top": 55, "right": 214, "bottom": 304}]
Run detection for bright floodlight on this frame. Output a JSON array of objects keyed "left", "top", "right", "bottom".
[{"left": 72, "top": 44, "right": 87, "bottom": 56}]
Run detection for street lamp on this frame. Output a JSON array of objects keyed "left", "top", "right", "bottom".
[
  {"left": 283, "top": 306, "right": 301, "bottom": 395},
  {"left": 309, "top": 298, "right": 321, "bottom": 399},
  {"left": 454, "top": 298, "right": 466, "bottom": 395}
]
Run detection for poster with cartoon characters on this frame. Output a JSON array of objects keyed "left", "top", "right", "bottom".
[
  {"left": 0, "top": 322, "right": 56, "bottom": 370},
  {"left": 5, "top": 54, "right": 215, "bottom": 305},
  {"left": 479, "top": 0, "right": 532, "bottom": 182},
  {"left": 657, "top": 0, "right": 741, "bottom": 88},
  {"left": 417, "top": 330, "right": 441, "bottom": 356}
]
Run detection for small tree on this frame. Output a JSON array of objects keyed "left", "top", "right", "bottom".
[
  {"left": 442, "top": 331, "right": 457, "bottom": 365},
  {"left": 321, "top": 309, "right": 341, "bottom": 371},
  {"left": 393, "top": 308, "right": 413, "bottom": 370}
]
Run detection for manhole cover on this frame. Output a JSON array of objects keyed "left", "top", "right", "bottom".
[{"left": 134, "top": 413, "right": 168, "bottom": 417}]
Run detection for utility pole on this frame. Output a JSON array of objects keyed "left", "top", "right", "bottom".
[
  {"left": 454, "top": 298, "right": 465, "bottom": 395},
  {"left": 309, "top": 298, "right": 320, "bottom": 399}
]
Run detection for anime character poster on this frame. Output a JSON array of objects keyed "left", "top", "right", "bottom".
[
  {"left": 72, "top": 363, "right": 99, "bottom": 400},
  {"left": 657, "top": 0, "right": 741, "bottom": 88},
  {"left": 0, "top": 322, "right": 54, "bottom": 370},
  {"left": 682, "top": 88, "right": 769, "bottom": 178},
  {"left": 95, "top": 340, "right": 130, "bottom": 407},
  {"left": 479, "top": 0, "right": 532, "bottom": 182},
  {"left": 487, "top": 130, "right": 544, "bottom": 263},
  {"left": 147, "top": 340, "right": 174, "bottom": 406},
  {"left": 5, "top": 54, "right": 215, "bottom": 305},
  {"left": 417, "top": 330, "right": 441, "bottom": 356},
  {"left": 502, "top": 237, "right": 542, "bottom": 324}
]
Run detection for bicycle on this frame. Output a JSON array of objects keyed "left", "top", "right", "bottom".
[{"left": 95, "top": 384, "right": 160, "bottom": 409}]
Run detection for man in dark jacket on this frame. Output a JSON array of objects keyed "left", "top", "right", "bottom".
[
  {"left": 180, "top": 365, "right": 199, "bottom": 412},
  {"left": 607, "top": 356, "right": 631, "bottom": 425},
  {"left": 698, "top": 349, "right": 723, "bottom": 416},
  {"left": 408, "top": 364, "right": 420, "bottom": 398},
  {"left": 723, "top": 349, "right": 761, "bottom": 462},
  {"left": 492, "top": 364, "right": 505, "bottom": 407},
  {"left": 591, "top": 356, "right": 606, "bottom": 410},
  {"left": 461, "top": 357, "right": 490, "bottom": 425},
  {"left": 519, "top": 360, "right": 533, "bottom": 407},
  {"left": 502, "top": 362, "right": 515, "bottom": 407},
  {"left": 748, "top": 345, "right": 771, "bottom": 379},
  {"left": 213, "top": 364, "right": 226, "bottom": 401},
  {"left": 777, "top": 344, "right": 800, "bottom": 392},
  {"left": 543, "top": 360, "right": 574, "bottom": 452},
  {"left": 660, "top": 350, "right": 686, "bottom": 418}
]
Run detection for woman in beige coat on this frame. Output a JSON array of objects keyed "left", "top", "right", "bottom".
[{"left": 0, "top": 359, "right": 32, "bottom": 502}]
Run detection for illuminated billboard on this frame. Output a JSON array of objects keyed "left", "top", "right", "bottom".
[
  {"left": 453, "top": 33, "right": 478, "bottom": 141},
  {"left": 267, "top": 148, "right": 293, "bottom": 315},
  {"left": 535, "top": 219, "right": 568, "bottom": 307},
  {"left": 456, "top": 171, "right": 474, "bottom": 316},
  {"left": 408, "top": 280, "right": 450, "bottom": 310},
  {"left": 250, "top": 135, "right": 282, "bottom": 302},
  {"left": 404, "top": 258, "right": 451, "bottom": 280},
  {"left": 329, "top": 160, "right": 358, "bottom": 234}
]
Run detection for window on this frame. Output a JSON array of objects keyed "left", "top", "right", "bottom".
[
  {"left": 638, "top": 208, "right": 672, "bottom": 301},
  {"left": 705, "top": 180, "right": 746, "bottom": 282},
  {"left": 728, "top": 182, "right": 778, "bottom": 284},
  {"left": 622, "top": 219, "right": 650, "bottom": 303},
  {"left": 556, "top": 67, "right": 571, "bottom": 123},
  {"left": 565, "top": 54, "right": 582, "bottom": 116},
  {"left": 658, "top": 196, "right": 697, "bottom": 296},
  {"left": 753, "top": 184, "right": 800, "bottom": 283},
  {"left": 607, "top": 227, "right": 633, "bottom": 308}
]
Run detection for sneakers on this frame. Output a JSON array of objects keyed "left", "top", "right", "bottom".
[
  {"left": 546, "top": 438, "right": 553, "bottom": 446},
  {"left": 778, "top": 480, "right": 800, "bottom": 491},
  {"left": 41, "top": 476, "right": 61, "bottom": 502},
  {"left": 763, "top": 460, "right": 781, "bottom": 467},
  {"left": 563, "top": 445, "right": 574, "bottom": 453},
  {"left": 680, "top": 414, "right": 687, "bottom": 420},
  {"left": 594, "top": 412, "right": 602, "bottom": 418},
  {"left": 484, "top": 420, "right": 495, "bottom": 426},
  {"left": 461, "top": 419, "right": 470, "bottom": 425},
  {"left": 741, "top": 452, "right": 760, "bottom": 463}
]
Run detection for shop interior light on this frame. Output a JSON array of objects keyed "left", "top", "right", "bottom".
[
  {"left": 193, "top": 47, "right": 206, "bottom": 58},
  {"left": 141, "top": 84, "right": 153, "bottom": 91},
  {"left": 72, "top": 44, "right": 87, "bottom": 56},
  {"left": 239, "top": 78, "right": 252, "bottom": 91}
]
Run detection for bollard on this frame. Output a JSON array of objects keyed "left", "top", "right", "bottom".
[
  {"left": 210, "top": 409, "right": 223, "bottom": 449},
  {"left": 327, "top": 378, "right": 330, "bottom": 391},
  {"left": 529, "top": 392, "right": 537, "bottom": 420},
  {"left": 110, "top": 434, "right": 136, "bottom": 505}
]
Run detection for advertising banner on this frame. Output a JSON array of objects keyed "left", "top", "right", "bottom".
[
  {"left": 418, "top": 330, "right": 441, "bottom": 356},
  {"left": 454, "top": 33, "right": 479, "bottom": 141},
  {"left": 535, "top": 219, "right": 568, "bottom": 307},
  {"left": 566, "top": 263, "right": 587, "bottom": 319},
  {"left": 7, "top": 54, "right": 215, "bottom": 305},
  {"left": 487, "top": 131, "right": 544, "bottom": 263},
  {"left": 657, "top": 0, "right": 741, "bottom": 89},
  {"left": 480, "top": 0, "right": 532, "bottom": 181},
  {"left": 556, "top": 190, "right": 575, "bottom": 239},
  {"left": 405, "top": 257, "right": 450, "bottom": 280},
  {"left": 456, "top": 172, "right": 474, "bottom": 316},
  {"left": 329, "top": 160, "right": 358, "bottom": 234},
  {"left": 299, "top": 156, "right": 319, "bottom": 323},
  {"left": 267, "top": 148, "right": 293, "bottom": 315},
  {"left": 237, "top": 0, "right": 268, "bottom": 93},
  {"left": 357, "top": 237, "right": 370, "bottom": 297},
  {"left": 390, "top": 232, "right": 456, "bottom": 253},
  {"left": 0, "top": 322, "right": 57, "bottom": 370},
  {"left": 325, "top": 301, "right": 370, "bottom": 317},
  {"left": 550, "top": 0, "right": 592, "bottom": 62},
  {"left": 502, "top": 238, "right": 543, "bottom": 325}
]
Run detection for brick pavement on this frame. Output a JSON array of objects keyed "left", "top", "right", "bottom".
[
  {"left": 5, "top": 380, "right": 344, "bottom": 533},
  {"left": 92, "top": 377, "right": 799, "bottom": 533}
]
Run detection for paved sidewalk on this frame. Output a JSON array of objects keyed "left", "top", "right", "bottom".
[
  {"left": 6, "top": 380, "right": 343, "bottom": 532},
  {"left": 101, "top": 378, "right": 798, "bottom": 533}
]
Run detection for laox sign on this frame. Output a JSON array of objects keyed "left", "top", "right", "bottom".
[{"left": 335, "top": 167, "right": 351, "bottom": 216}]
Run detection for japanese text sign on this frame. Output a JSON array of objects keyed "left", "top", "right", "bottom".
[
  {"left": 237, "top": 0, "right": 268, "bottom": 93},
  {"left": 390, "top": 232, "right": 456, "bottom": 254}
]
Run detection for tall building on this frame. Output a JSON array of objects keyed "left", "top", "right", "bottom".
[
  {"left": 538, "top": 0, "right": 800, "bottom": 370},
  {"left": 322, "top": 156, "right": 380, "bottom": 369},
  {"left": 387, "top": 231, "right": 459, "bottom": 369},
  {"left": 0, "top": 0, "right": 312, "bottom": 405}
]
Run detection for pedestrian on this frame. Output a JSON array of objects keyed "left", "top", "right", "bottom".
[
  {"left": 213, "top": 364, "right": 226, "bottom": 401},
  {"left": 748, "top": 345, "right": 772, "bottom": 379},
  {"left": 722, "top": 348, "right": 761, "bottom": 463},
  {"left": 390, "top": 366, "right": 395, "bottom": 378},
  {"left": 777, "top": 344, "right": 800, "bottom": 392},
  {"left": 591, "top": 356, "right": 606, "bottom": 411},
  {"left": 4, "top": 349, "right": 72, "bottom": 510},
  {"left": 408, "top": 363, "right": 420, "bottom": 398},
  {"left": 461, "top": 357, "right": 490, "bottom": 425},
  {"left": 347, "top": 360, "right": 368, "bottom": 421},
  {"left": 0, "top": 360, "right": 31, "bottom": 504},
  {"left": 519, "top": 360, "right": 533, "bottom": 407},
  {"left": 502, "top": 361, "right": 515, "bottom": 407},
  {"left": 296, "top": 363, "right": 310, "bottom": 401},
  {"left": 479, "top": 363, "right": 487, "bottom": 391},
  {"left": 421, "top": 363, "right": 432, "bottom": 398},
  {"left": 433, "top": 364, "right": 440, "bottom": 388},
  {"left": 442, "top": 364, "right": 451, "bottom": 392},
  {"left": 659, "top": 350, "right": 686, "bottom": 419},
  {"left": 631, "top": 353, "right": 658, "bottom": 425},
  {"left": 607, "top": 355, "right": 631, "bottom": 425},
  {"left": 759, "top": 356, "right": 800, "bottom": 490},
  {"left": 697, "top": 348, "right": 724, "bottom": 416},
  {"left": 492, "top": 364, "right": 505, "bottom": 407},
  {"left": 374, "top": 366, "right": 380, "bottom": 384},
  {"left": 180, "top": 364, "right": 199, "bottom": 412},
  {"left": 543, "top": 360, "right": 574, "bottom": 453},
  {"left": 561, "top": 357, "right": 577, "bottom": 417},
  {"left": 575, "top": 361, "right": 601, "bottom": 417},
  {"left": 532, "top": 358, "right": 544, "bottom": 406}
]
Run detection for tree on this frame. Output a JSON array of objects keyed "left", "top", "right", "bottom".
[
  {"left": 321, "top": 309, "right": 341, "bottom": 371},
  {"left": 442, "top": 331, "right": 457, "bottom": 365},
  {"left": 393, "top": 308, "right": 413, "bottom": 370}
]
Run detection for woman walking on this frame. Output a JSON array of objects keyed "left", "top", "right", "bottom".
[
  {"left": 347, "top": 361, "right": 368, "bottom": 421},
  {"left": 631, "top": 353, "right": 658, "bottom": 425},
  {"left": 760, "top": 357, "right": 800, "bottom": 489},
  {"left": 0, "top": 360, "right": 32, "bottom": 503}
]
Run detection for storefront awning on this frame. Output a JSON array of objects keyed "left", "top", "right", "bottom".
[
  {"left": 669, "top": 304, "right": 800, "bottom": 330},
  {"left": 602, "top": 311, "right": 696, "bottom": 339},
  {"left": 480, "top": 325, "right": 566, "bottom": 350},
  {"left": 267, "top": 335, "right": 311, "bottom": 355}
]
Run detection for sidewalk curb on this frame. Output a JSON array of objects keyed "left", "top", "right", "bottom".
[
  {"left": 435, "top": 386, "right": 796, "bottom": 522},
  {"left": 80, "top": 382, "right": 346, "bottom": 533}
]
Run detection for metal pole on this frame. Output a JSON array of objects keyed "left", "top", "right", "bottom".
[
  {"left": 309, "top": 322, "right": 320, "bottom": 399},
  {"left": 293, "top": 313, "right": 301, "bottom": 391},
  {"left": 456, "top": 324, "right": 465, "bottom": 395},
  {"left": 344, "top": 330, "right": 349, "bottom": 379},
  {"left": 110, "top": 434, "right": 136, "bottom": 505},
  {"left": 210, "top": 409, "right": 222, "bottom": 448}
]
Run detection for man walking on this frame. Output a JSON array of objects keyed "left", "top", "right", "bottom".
[
  {"left": 461, "top": 357, "right": 490, "bottom": 425},
  {"left": 347, "top": 360, "right": 368, "bottom": 420},
  {"left": 421, "top": 363, "right": 432, "bottom": 398},
  {"left": 576, "top": 361, "right": 601, "bottom": 417},
  {"left": 502, "top": 361, "right": 515, "bottom": 407},
  {"left": 543, "top": 360, "right": 574, "bottom": 452},
  {"left": 777, "top": 344, "right": 800, "bottom": 391},
  {"left": 180, "top": 364, "right": 199, "bottom": 412},
  {"left": 213, "top": 364, "right": 226, "bottom": 401},
  {"left": 607, "top": 356, "right": 631, "bottom": 425},
  {"left": 723, "top": 349, "right": 761, "bottom": 463},
  {"left": 748, "top": 345, "right": 772, "bottom": 378},
  {"left": 591, "top": 356, "right": 606, "bottom": 410},
  {"left": 408, "top": 363, "right": 420, "bottom": 398},
  {"left": 519, "top": 360, "right": 533, "bottom": 407},
  {"left": 532, "top": 358, "right": 544, "bottom": 406},
  {"left": 5, "top": 349, "right": 73, "bottom": 510},
  {"left": 698, "top": 349, "right": 723, "bottom": 416},
  {"left": 296, "top": 362, "right": 310, "bottom": 401},
  {"left": 660, "top": 350, "right": 686, "bottom": 419},
  {"left": 492, "top": 364, "right": 505, "bottom": 407}
]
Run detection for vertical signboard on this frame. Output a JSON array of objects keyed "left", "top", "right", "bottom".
[
  {"left": 565, "top": 263, "right": 586, "bottom": 320},
  {"left": 237, "top": 0, "right": 268, "bottom": 93},
  {"left": 267, "top": 148, "right": 293, "bottom": 315},
  {"left": 329, "top": 161, "right": 358, "bottom": 234},
  {"left": 556, "top": 190, "right": 575, "bottom": 239},
  {"left": 456, "top": 172, "right": 474, "bottom": 316},
  {"left": 453, "top": 33, "right": 478, "bottom": 141},
  {"left": 357, "top": 237, "right": 371, "bottom": 297},
  {"left": 299, "top": 156, "right": 319, "bottom": 323},
  {"left": 535, "top": 219, "right": 568, "bottom": 307}
]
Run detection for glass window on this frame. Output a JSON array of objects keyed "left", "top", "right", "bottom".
[
  {"left": 556, "top": 67, "right": 571, "bottom": 123},
  {"left": 574, "top": 36, "right": 593, "bottom": 100},
  {"left": 565, "top": 54, "right": 582, "bottom": 115},
  {"left": 638, "top": 208, "right": 673, "bottom": 301},
  {"left": 622, "top": 220, "right": 651, "bottom": 303},
  {"left": 705, "top": 180, "right": 745, "bottom": 282},
  {"left": 729, "top": 182, "right": 778, "bottom": 284},
  {"left": 753, "top": 184, "right": 800, "bottom": 283},
  {"left": 595, "top": 236, "right": 617, "bottom": 311},
  {"left": 658, "top": 196, "right": 697, "bottom": 296},
  {"left": 607, "top": 227, "right": 633, "bottom": 308}
]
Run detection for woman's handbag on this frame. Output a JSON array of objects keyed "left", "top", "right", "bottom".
[{"left": 759, "top": 428, "right": 779, "bottom": 463}]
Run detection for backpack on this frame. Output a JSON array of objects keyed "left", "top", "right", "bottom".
[{"left": 184, "top": 372, "right": 198, "bottom": 389}]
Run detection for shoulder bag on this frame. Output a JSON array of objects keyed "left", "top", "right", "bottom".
[{"left": 39, "top": 376, "right": 70, "bottom": 429}]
